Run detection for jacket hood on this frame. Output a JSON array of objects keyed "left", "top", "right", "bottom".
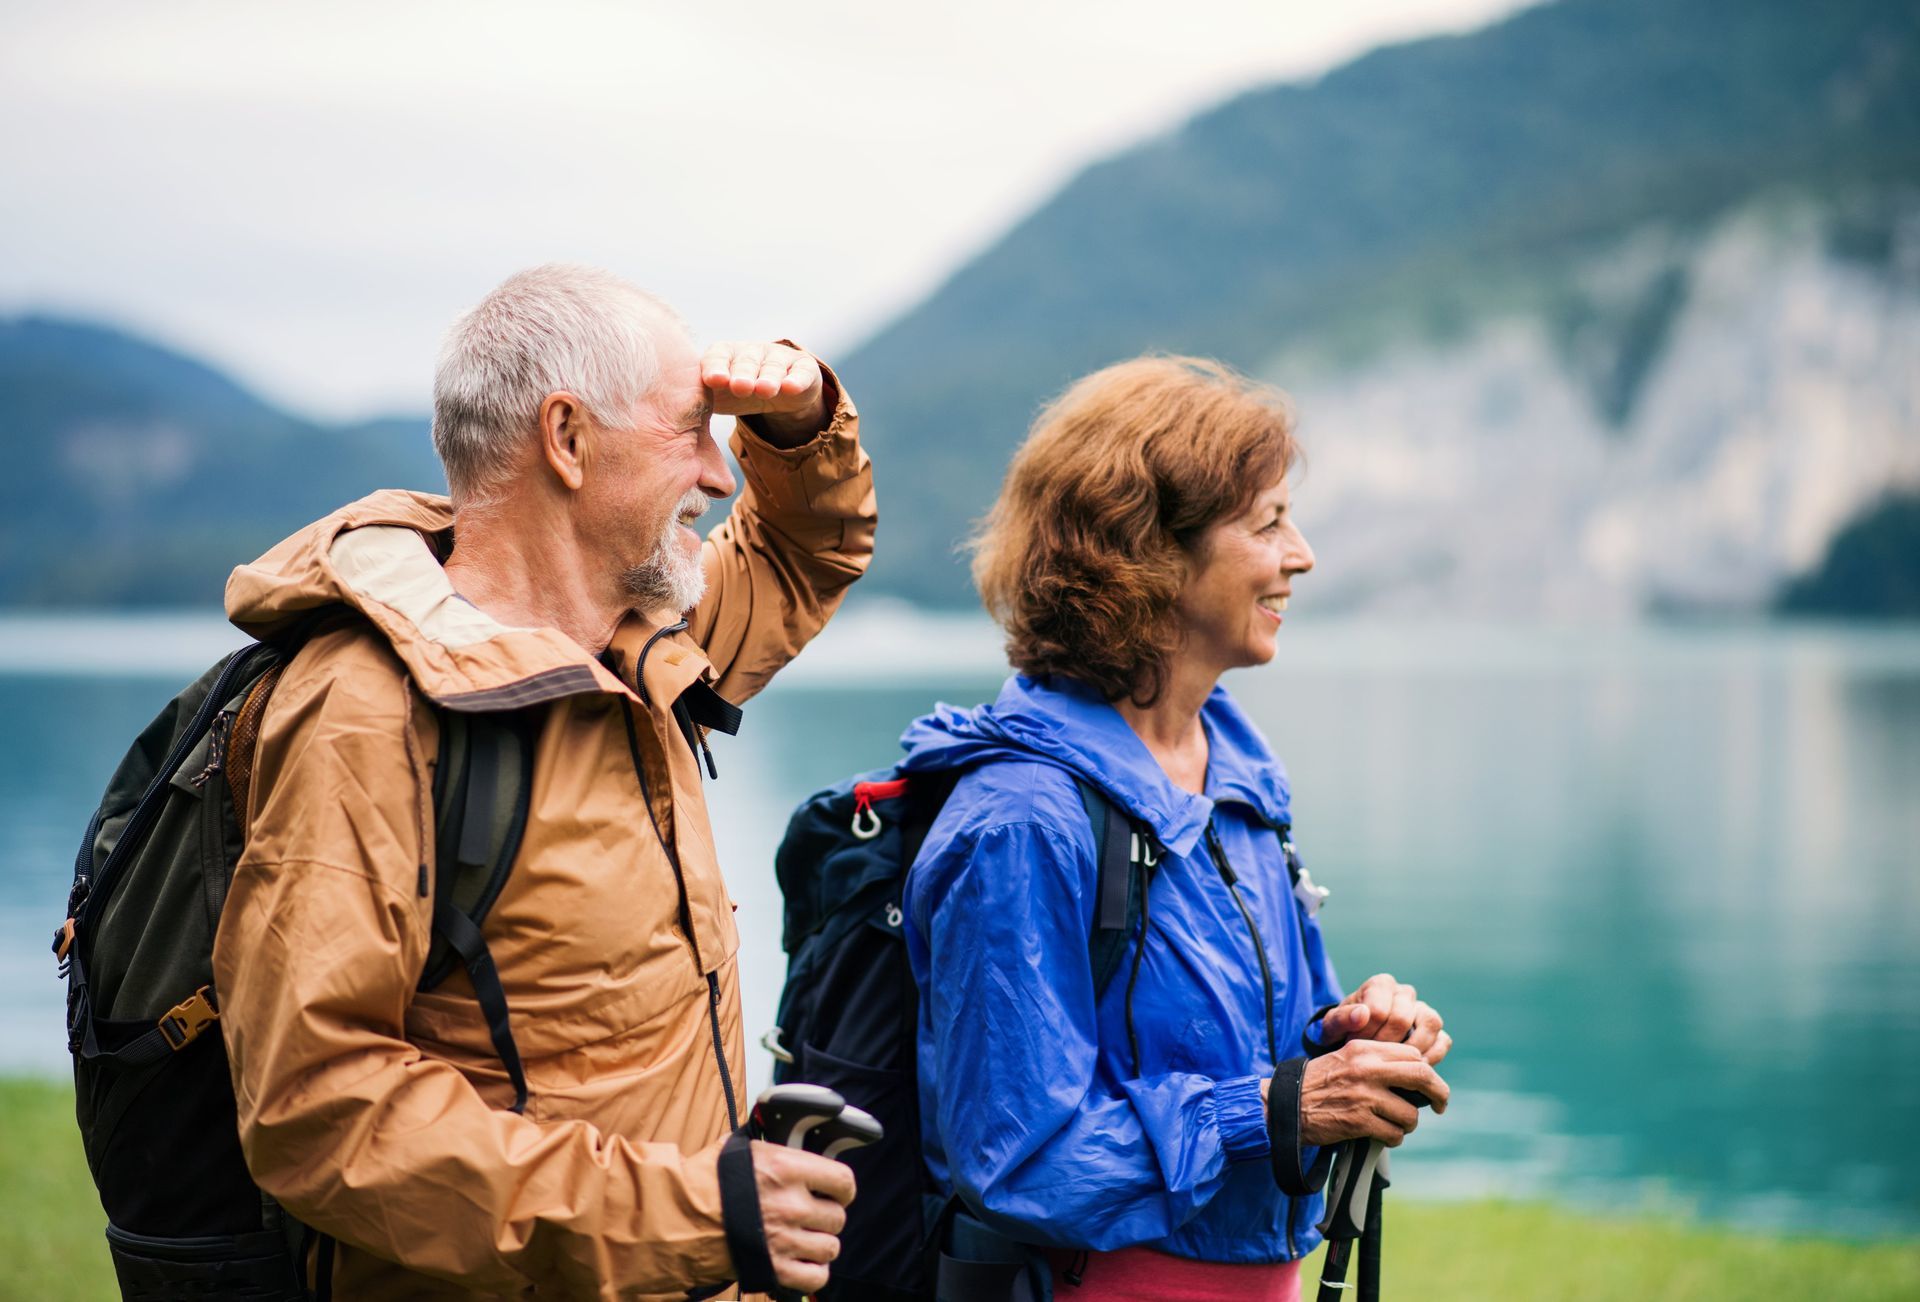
[
  {"left": 899, "top": 673, "right": 1291, "bottom": 857},
  {"left": 225, "top": 489, "right": 652, "bottom": 712}
]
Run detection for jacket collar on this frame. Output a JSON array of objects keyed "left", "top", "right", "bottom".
[
  {"left": 228, "top": 490, "right": 692, "bottom": 713},
  {"left": 901, "top": 673, "right": 1291, "bottom": 857}
]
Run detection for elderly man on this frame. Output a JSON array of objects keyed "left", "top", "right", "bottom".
[{"left": 212, "top": 265, "right": 875, "bottom": 1297}]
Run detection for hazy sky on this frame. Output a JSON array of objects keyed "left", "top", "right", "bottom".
[{"left": 2, "top": 0, "right": 1531, "bottom": 419}]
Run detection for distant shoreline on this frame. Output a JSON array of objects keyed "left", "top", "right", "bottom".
[{"left": 3, "top": 606, "right": 1919, "bottom": 681}]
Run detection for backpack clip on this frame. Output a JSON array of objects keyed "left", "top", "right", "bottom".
[
  {"left": 849, "top": 777, "right": 909, "bottom": 841},
  {"left": 157, "top": 985, "right": 220, "bottom": 1051},
  {"left": 51, "top": 918, "right": 76, "bottom": 977},
  {"left": 760, "top": 1026, "right": 796, "bottom": 1064}
]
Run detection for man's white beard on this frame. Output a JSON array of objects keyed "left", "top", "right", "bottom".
[{"left": 622, "top": 489, "right": 709, "bottom": 615}]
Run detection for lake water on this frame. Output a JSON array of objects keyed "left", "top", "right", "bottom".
[{"left": 3, "top": 610, "right": 1917, "bottom": 1238}]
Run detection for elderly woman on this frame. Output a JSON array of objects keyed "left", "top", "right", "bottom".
[{"left": 898, "top": 357, "right": 1452, "bottom": 1301}]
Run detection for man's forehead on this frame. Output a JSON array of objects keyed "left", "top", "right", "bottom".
[{"left": 651, "top": 332, "right": 708, "bottom": 421}]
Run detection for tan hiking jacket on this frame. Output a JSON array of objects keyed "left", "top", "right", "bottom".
[{"left": 210, "top": 382, "right": 874, "bottom": 1299}]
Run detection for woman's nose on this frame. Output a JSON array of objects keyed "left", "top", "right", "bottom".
[{"left": 1287, "top": 527, "right": 1315, "bottom": 575}]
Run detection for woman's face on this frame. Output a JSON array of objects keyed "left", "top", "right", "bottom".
[{"left": 1176, "top": 473, "right": 1315, "bottom": 676}]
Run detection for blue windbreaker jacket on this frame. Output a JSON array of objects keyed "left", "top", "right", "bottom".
[{"left": 900, "top": 674, "right": 1344, "bottom": 1263}]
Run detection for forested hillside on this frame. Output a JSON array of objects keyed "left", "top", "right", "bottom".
[
  {"left": 839, "top": 0, "right": 1920, "bottom": 608},
  {"left": 0, "top": 318, "right": 441, "bottom": 605},
  {"left": 3, "top": 0, "right": 1915, "bottom": 612}
]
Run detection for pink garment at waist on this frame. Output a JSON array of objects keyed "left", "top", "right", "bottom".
[{"left": 1047, "top": 1245, "right": 1301, "bottom": 1302}]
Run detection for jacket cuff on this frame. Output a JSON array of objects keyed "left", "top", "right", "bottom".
[
  {"left": 1214, "top": 1074, "right": 1271, "bottom": 1163},
  {"left": 717, "top": 1128, "right": 779, "bottom": 1293},
  {"left": 734, "top": 345, "right": 854, "bottom": 460},
  {"left": 1266, "top": 1057, "right": 1335, "bottom": 1196},
  {"left": 729, "top": 356, "right": 866, "bottom": 520}
]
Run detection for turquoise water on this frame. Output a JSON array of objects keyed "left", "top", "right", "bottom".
[{"left": 3, "top": 613, "right": 1916, "bottom": 1237}]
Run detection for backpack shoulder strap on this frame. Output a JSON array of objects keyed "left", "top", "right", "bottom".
[
  {"left": 219, "top": 660, "right": 286, "bottom": 833},
  {"left": 420, "top": 708, "right": 536, "bottom": 1113},
  {"left": 1075, "top": 779, "right": 1150, "bottom": 996}
]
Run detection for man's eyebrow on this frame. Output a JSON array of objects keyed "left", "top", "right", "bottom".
[{"left": 677, "top": 397, "right": 713, "bottom": 427}]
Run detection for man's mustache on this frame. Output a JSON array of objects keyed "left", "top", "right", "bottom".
[{"left": 674, "top": 490, "right": 710, "bottom": 525}]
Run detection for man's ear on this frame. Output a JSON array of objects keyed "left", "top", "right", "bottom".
[{"left": 539, "top": 391, "right": 589, "bottom": 491}]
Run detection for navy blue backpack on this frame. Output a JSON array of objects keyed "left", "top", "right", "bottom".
[{"left": 767, "top": 764, "right": 1150, "bottom": 1301}]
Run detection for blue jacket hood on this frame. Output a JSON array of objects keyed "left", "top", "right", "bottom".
[{"left": 899, "top": 673, "right": 1291, "bottom": 858}]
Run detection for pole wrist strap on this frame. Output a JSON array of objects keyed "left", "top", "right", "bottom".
[
  {"left": 717, "top": 1128, "right": 779, "bottom": 1294},
  {"left": 1268, "top": 1056, "right": 1336, "bottom": 1196}
]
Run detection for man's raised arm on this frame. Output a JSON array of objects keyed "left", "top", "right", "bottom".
[{"left": 685, "top": 340, "right": 876, "bottom": 703}]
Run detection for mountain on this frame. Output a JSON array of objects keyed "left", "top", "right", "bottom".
[
  {"left": 1252, "top": 199, "right": 1920, "bottom": 617},
  {"left": 0, "top": 317, "right": 444, "bottom": 605},
  {"left": 838, "top": 0, "right": 1920, "bottom": 611},
  {"left": 3, "top": 0, "right": 1916, "bottom": 614}
]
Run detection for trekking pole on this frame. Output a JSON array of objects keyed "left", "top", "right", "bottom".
[
  {"left": 1314, "top": 1089, "right": 1428, "bottom": 1302},
  {"left": 1356, "top": 1168, "right": 1384, "bottom": 1301},
  {"left": 751, "top": 1084, "right": 885, "bottom": 1302}
]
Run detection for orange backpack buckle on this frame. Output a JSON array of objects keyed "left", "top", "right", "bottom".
[{"left": 157, "top": 985, "right": 221, "bottom": 1051}]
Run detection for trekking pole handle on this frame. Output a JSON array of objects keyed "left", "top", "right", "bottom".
[
  {"left": 750, "top": 1083, "right": 843, "bottom": 1146},
  {"left": 750, "top": 1083, "right": 886, "bottom": 1157},
  {"left": 749, "top": 1085, "right": 885, "bottom": 1302}
]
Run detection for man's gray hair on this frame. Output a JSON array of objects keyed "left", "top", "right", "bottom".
[{"left": 432, "top": 264, "right": 684, "bottom": 499}]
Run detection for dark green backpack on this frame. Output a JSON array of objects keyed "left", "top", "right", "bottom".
[{"left": 57, "top": 627, "right": 536, "bottom": 1300}]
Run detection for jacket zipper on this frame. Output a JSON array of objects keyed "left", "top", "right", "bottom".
[
  {"left": 1204, "top": 821, "right": 1296, "bottom": 1257},
  {"left": 619, "top": 626, "right": 702, "bottom": 970},
  {"left": 616, "top": 625, "right": 741, "bottom": 1130},
  {"left": 1203, "top": 822, "right": 1279, "bottom": 1069}
]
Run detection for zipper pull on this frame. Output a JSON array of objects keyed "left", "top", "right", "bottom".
[
  {"left": 190, "top": 711, "right": 235, "bottom": 788},
  {"left": 1205, "top": 824, "right": 1239, "bottom": 885}
]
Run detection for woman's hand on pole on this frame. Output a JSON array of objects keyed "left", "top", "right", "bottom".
[
  {"left": 1297, "top": 1040, "right": 1450, "bottom": 1147},
  {"left": 1318, "top": 973, "right": 1452, "bottom": 1065}
]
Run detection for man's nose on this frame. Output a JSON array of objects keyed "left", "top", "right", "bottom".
[{"left": 698, "top": 427, "right": 738, "bottom": 499}]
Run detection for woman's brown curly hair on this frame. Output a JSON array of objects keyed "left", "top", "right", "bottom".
[{"left": 971, "top": 356, "right": 1299, "bottom": 707}]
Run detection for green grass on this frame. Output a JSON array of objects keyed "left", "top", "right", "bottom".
[
  {"left": 1298, "top": 1199, "right": 1920, "bottom": 1301},
  {"left": 1, "top": 1079, "right": 117, "bottom": 1300},
  {"left": 5, "top": 1075, "right": 1917, "bottom": 1300}
]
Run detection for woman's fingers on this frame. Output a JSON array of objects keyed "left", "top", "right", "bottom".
[
  {"left": 1372, "top": 1091, "right": 1421, "bottom": 1132},
  {"left": 1401, "top": 1001, "right": 1444, "bottom": 1054},
  {"left": 1356, "top": 974, "right": 1398, "bottom": 1032},
  {"left": 1425, "top": 1030, "right": 1453, "bottom": 1067},
  {"left": 1319, "top": 1002, "right": 1370, "bottom": 1045},
  {"left": 1376, "top": 1055, "right": 1449, "bottom": 1113}
]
